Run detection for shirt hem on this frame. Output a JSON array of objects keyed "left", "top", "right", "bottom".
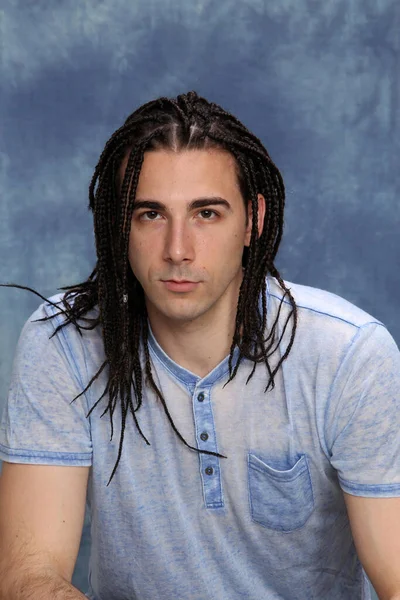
[
  {"left": 339, "top": 475, "right": 400, "bottom": 497},
  {"left": 0, "top": 443, "right": 92, "bottom": 466}
]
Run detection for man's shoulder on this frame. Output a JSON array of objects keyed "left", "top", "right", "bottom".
[
  {"left": 267, "top": 276, "right": 382, "bottom": 329},
  {"left": 29, "top": 291, "right": 100, "bottom": 324},
  {"left": 19, "top": 292, "right": 104, "bottom": 380},
  {"left": 24, "top": 291, "right": 101, "bottom": 351}
]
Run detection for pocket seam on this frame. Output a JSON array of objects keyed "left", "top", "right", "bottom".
[
  {"left": 249, "top": 454, "right": 308, "bottom": 482},
  {"left": 248, "top": 451, "right": 308, "bottom": 481}
]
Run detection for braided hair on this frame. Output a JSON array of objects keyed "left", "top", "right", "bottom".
[{"left": 1, "top": 91, "right": 297, "bottom": 486}]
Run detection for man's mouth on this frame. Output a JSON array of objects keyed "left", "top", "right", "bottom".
[
  {"left": 161, "top": 280, "right": 200, "bottom": 292},
  {"left": 163, "top": 279, "right": 196, "bottom": 283}
]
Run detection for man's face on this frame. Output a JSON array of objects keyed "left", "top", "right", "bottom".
[{"left": 126, "top": 148, "right": 258, "bottom": 326}]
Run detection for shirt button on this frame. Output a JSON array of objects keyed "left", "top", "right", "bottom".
[
  {"left": 197, "top": 392, "right": 205, "bottom": 402},
  {"left": 200, "top": 432, "right": 209, "bottom": 441},
  {"left": 205, "top": 466, "right": 214, "bottom": 476}
]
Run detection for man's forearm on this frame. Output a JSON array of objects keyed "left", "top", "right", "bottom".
[{"left": 0, "top": 571, "right": 87, "bottom": 600}]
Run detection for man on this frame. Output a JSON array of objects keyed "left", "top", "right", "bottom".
[{"left": 0, "top": 91, "right": 399, "bottom": 599}]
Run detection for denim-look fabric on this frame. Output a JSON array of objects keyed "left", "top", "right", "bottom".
[{"left": 1, "top": 276, "right": 399, "bottom": 600}]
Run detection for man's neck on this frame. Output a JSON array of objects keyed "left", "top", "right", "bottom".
[{"left": 147, "top": 281, "right": 241, "bottom": 379}]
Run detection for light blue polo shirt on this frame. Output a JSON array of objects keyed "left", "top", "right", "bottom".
[{"left": 1, "top": 276, "right": 399, "bottom": 599}]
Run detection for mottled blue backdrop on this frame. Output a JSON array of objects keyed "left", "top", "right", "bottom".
[{"left": 1, "top": 1, "right": 399, "bottom": 596}]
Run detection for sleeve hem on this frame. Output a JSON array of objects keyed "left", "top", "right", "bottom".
[
  {"left": 339, "top": 475, "right": 400, "bottom": 497},
  {"left": 0, "top": 443, "right": 92, "bottom": 466}
]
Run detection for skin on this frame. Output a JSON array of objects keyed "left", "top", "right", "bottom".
[{"left": 125, "top": 148, "right": 265, "bottom": 377}]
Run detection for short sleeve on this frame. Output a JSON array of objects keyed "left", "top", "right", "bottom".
[
  {"left": 0, "top": 300, "right": 93, "bottom": 466},
  {"left": 326, "top": 322, "right": 400, "bottom": 497}
]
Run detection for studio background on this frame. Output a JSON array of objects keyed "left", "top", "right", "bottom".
[{"left": 1, "top": 1, "right": 399, "bottom": 597}]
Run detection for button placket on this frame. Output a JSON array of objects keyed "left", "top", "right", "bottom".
[{"left": 193, "top": 388, "right": 224, "bottom": 509}]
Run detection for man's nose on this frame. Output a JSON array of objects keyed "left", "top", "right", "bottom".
[{"left": 162, "top": 219, "right": 195, "bottom": 264}]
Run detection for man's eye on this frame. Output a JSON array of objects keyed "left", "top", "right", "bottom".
[
  {"left": 141, "top": 211, "right": 160, "bottom": 221},
  {"left": 199, "top": 210, "right": 217, "bottom": 219}
]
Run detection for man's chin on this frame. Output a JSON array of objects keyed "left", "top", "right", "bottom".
[
  {"left": 156, "top": 308, "right": 204, "bottom": 323},
  {"left": 147, "top": 300, "right": 209, "bottom": 324}
]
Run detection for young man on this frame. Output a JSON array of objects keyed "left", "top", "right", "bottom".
[{"left": 0, "top": 91, "right": 399, "bottom": 600}]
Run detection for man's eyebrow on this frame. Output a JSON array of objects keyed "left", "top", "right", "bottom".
[{"left": 132, "top": 197, "right": 232, "bottom": 212}]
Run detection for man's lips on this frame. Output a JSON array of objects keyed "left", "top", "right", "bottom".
[
  {"left": 162, "top": 279, "right": 197, "bottom": 283},
  {"left": 161, "top": 279, "right": 200, "bottom": 292}
]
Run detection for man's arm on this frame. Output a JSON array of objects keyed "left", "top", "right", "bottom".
[
  {"left": 1, "top": 571, "right": 88, "bottom": 599},
  {"left": 344, "top": 493, "right": 400, "bottom": 600},
  {"left": 0, "top": 462, "right": 89, "bottom": 599}
]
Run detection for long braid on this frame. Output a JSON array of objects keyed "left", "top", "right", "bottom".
[{"left": 0, "top": 91, "right": 297, "bottom": 486}]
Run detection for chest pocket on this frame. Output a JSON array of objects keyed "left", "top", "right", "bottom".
[{"left": 248, "top": 452, "right": 315, "bottom": 532}]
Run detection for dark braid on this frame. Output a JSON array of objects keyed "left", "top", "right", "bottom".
[{"left": 0, "top": 91, "right": 297, "bottom": 486}]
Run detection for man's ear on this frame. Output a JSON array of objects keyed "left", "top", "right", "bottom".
[{"left": 244, "top": 194, "right": 266, "bottom": 246}]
